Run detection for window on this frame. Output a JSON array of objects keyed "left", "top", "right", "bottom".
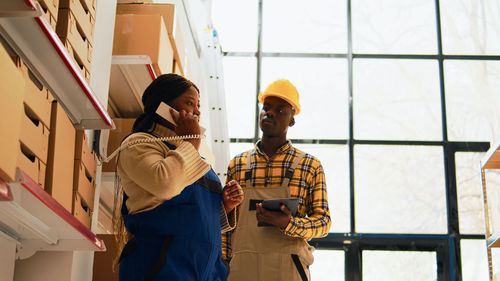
[
  {"left": 262, "top": 0, "right": 347, "bottom": 53},
  {"left": 355, "top": 145, "right": 446, "bottom": 234},
  {"left": 363, "top": 250, "right": 437, "bottom": 281},
  {"left": 261, "top": 57, "right": 348, "bottom": 139},
  {"left": 353, "top": 59, "right": 442, "bottom": 140},
  {"left": 215, "top": 0, "right": 498, "bottom": 278},
  {"left": 352, "top": 0, "right": 437, "bottom": 54}
]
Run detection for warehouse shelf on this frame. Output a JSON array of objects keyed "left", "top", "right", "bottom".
[
  {"left": 487, "top": 232, "right": 500, "bottom": 248},
  {"left": 0, "top": 0, "right": 113, "bottom": 129},
  {"left": 0, "top": 169, "right": 105, "bottom": 260},
  {"left": 481, "top": 140, "right": 500, "bottom": 280},
  {"left": 108, "top": 55, "right": 156, "bottom": 117}
]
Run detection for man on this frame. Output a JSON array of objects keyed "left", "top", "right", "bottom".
[{"left": 223, "top": 79, "right": 331, "bottom": 281}]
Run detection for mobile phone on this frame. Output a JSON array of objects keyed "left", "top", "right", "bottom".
[{"left": 156, "top": 102, "right": 179, "bottom": 126}]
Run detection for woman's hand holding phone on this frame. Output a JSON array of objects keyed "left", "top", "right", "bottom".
[
  {"left": 222, "top": 180, "right": 244, "bottom": 213},
  {"left": 171, "top": 108, "right": 202, "bottom": 150}
]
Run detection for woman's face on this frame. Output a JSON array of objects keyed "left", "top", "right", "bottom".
[{"left": 168, "top": 86, "right": 201, "bottom": 118}]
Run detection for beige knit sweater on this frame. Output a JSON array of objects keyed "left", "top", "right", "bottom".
[{"left": 117, "top": 124, "right": 235, "bottom": 232}]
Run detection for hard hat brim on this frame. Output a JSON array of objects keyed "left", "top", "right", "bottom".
[{"left": 258, "top": 91, "right": 300, "bottom": 115}]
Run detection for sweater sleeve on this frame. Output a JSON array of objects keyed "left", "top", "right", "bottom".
[{"left": 118, "top": 134, "right": 210, "bottom": 201}]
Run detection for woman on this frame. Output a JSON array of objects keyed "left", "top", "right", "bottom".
[{"left": 114, "top": 74, "right": 243, "bottom": 281}]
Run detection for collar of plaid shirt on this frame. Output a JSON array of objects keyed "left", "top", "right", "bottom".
[{"left": 254, "top": 140, "right": 293, "bottom": 158}]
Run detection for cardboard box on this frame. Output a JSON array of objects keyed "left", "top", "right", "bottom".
[
  {"left": 102, "top": 118, "right": 135, "bottom": 172},
  {"left": 113, "top": 14, "right": 173, "bottom": 76},
  {"left": 79, "top": 0, "right": 96, "bottom": 19},
  {"left": 0, "top": 43, "right": 25, "bottom": 183},
  {"left": 63, "top": 40, "right": 91, "bottom": 82},
  {"left": 18, "top": 143, "right": 47, "bottom": 189},
  {"left": 73, "top": 159, "right": 95, "bottom": 209},
  {"left": 93, "top": 234, "right": 119, "bottom": 281},
  {"left": 75, "top": 130, "right": 97, "bottom": 176},
  {"left": 73, "top": 192, "right": 91, "bottom": 228},
  {"left": 45, "top": 101, "right": 76, "bottom": 212},
  {"left": 57, "top": 9, "right": 93, "bottom": 70},
  {"left": 19, "top": 104, "right": 50, "bottom": 164},
  {"left": 116, "top": 3, "right": 185, "bottom": 74},
  {"left": 37, "top": 0, "right": 59, "bottom": 21},
  {"left": 21, "top": 63, "right": 52, "bottom": 129},
  {"left": 40, "top": 6, "right": 57, "bottom": 30},
  {"left": 59, "top": 0, "right": 95, "bottom": 41}
]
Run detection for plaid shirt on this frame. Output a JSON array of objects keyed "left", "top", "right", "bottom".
[{"left": 222, "top": 140, "right": 331, "bottom": 261}]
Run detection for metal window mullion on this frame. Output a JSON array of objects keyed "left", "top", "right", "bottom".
[
  {"left": 435, "top": 1, "right": 464, "bottom": 279},
  {"left": 254, "top": 0, "right": 263, "bottom": 142},
  {"left": 347, "top": 0, "right": 356, "bottom": 237}
]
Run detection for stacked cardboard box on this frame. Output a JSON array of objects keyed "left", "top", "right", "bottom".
[
  {"left": 115, "top": 3, "right": 185, "bottom": 76},
  {"left": 73, "top": 130, "right": 98, "bottom": 228},
  {"left": 45, "top": 101, "right": 76, "bottom": 212},
  {"left": 17, "top": 64, "right": 52, "bottom": 189},
  {"left": 37, "top": 0, "right": 59, "bottom": 30},
  {"left": 56, "top": 0, "right": 96, "bottom": 82},
  {"left": 113, "top": 13, "right": 174, "bottom": 76},
  {"left": 0, "top": 44, "right": 25, "bottom": 183},
  {"left": 93, "top": 234, "right": 119, "bottom": 281},
  {"left": 45, "top": 102, "right": 98, "bottom": 228}
]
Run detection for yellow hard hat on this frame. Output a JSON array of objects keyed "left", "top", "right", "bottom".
[{"left": 258, "top": 79, "right": 300, "bottom": 115}]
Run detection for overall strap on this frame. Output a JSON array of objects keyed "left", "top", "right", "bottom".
[
  {"left": 244, "top": 150, "right": 255, "bottom": 188},
  {"left": 121, "top": 192, "right": 129, "bottom": 216},
  {"left": 281, "top": 152, "right": 306, "bottom": 188},
  {"left": 195, "top": 176, "right": 222, "bottom": 194}
]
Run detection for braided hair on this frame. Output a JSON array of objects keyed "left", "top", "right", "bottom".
[{"left": 113, "top": 73, "right": 199, "bottom": 270}]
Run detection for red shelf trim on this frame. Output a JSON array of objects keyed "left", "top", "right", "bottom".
[
  {"left": 146, "top": 64, "right": 157, "bottom": 80},
  {"left": 24, "top": 0, "right": 36, "bottom": 10},
  {"left": 18, "top": 170, "right": 104, "bottom": 250},
  {"left": 0, "top": 180, "right": 13, "bottom": 201},
  {"left": 33, "top": 16, "right": 113, "bottom": 128}
]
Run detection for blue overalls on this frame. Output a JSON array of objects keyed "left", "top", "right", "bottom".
[{"left": 119, "top": 141, "right": 228, "bottom": 281}]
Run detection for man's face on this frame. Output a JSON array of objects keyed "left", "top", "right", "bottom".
[{"left": 259, "top": 96, "right": 295, "bottom": 138}]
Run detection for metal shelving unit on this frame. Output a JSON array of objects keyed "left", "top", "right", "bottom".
[
  {"left": 481, "top": 141, "right": 500, "bottom": 280},
  {"left": 0, "top": 0, "right": 113, "bottom": 129},
  {"left": 0, "top": 169, "right": 105, "bottom": 260},
  {"left": 108, "top": 55, "right": 156, "bottom": 117}
]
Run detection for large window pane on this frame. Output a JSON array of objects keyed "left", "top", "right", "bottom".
[
  {"left": 353, "top": 59, "right": 442, "bottom": 141},
  {"left": 461, "top": 240, "right": 489, "bottom": 281},
  {"left": 355, "top": 145, "right": 447, "bottom": 234},
  {"left": 363, "top": 250, "right": 437, "bottom": 281},
  {"left": 261, "top": 57, "right": 348, "bottom": 139},
  {"left": 352, "top": 0, "right": 437, "bottom": 54},
  {"left": 441, "top": 0, "right": 500, "bottom": 55},
  {"left": 444, "top": 60, "right": 500, "bottom": 142},
  {"left": 211, "top": 0, "right": 258, "bottom": 52},
  {"left": 310, "top": 250, "right": 344, "bottom": 281},
  {"left": 228, "top": 142, "right": 255, "bottom": 163},
  {"left": 493, "top": 248, "right": 500, "bottom": 279},
  {"left": 223, "top": 57, "right": 256, "bottom": 138},
  {"left": 262, "top": 0, "right": 347, "bottom": 53},
  {"left": 456, "top": 152, "right": 486, "bottom": 234},
  {"left": 295, "top": 144, "right": 349, "bottom": 233}
]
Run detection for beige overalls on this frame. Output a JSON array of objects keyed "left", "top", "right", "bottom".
[{"left": 228, "top": 151, "right": 314, "bottom": 281}]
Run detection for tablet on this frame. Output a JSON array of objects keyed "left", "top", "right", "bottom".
[{"left": 261, "top": 198, "right": 299, "bottom": 215}]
